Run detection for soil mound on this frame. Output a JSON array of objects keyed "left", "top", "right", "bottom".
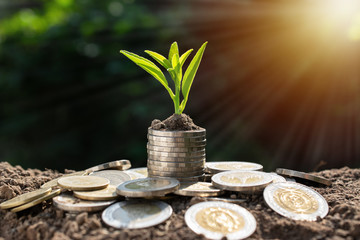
[{"left": 150, "top": 114, "right": 202, "bottom": 131}]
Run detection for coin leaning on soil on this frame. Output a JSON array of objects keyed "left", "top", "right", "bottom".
[{"left": 57, "top": 175, "right": 110, "bottom": 191}]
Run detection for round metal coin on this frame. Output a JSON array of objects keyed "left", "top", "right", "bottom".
[
  {"left": 212, "top": 171, "right": 272, "bottom": 193},
  {"left": 147, "top": 144, "right": 205, "bottom": 153},
  {"left": 148, "top": 139, "right": 206, "bottom": 148},
  {"left": 89, "top": 170, "right": 131, "bottom": 187},
  {"left": 147, "top": 150, "right": 205, "bottom": 158},
  {"left": 116, "top": 178, "right": 179, "bottom": 197},
  {"left": 269, "top": 173, "right": 287, "bottom": 183},
  {"left": 102, "top": 200, "right": 172, "bottom": 229},
  {"left": 148, "top": 154, "right": 206, "bottom": 162},
  {"left": 148, "top": 128, "right": 206, "bottom": 137},
  {"left": 147, "top": 164, "right": 203, "bottom": 173},
  {"left": 185, "top": 201, "right": 256, "bottom": 240},
  {"left": 175, "top": 182, "right": 224, "bottom": 197},
  {"left": 263, "top": 182, "right": 329, "bottom": 221},
  {"left": 147, "top": 169, "right": 204, "bottom": 178},
  {"left": 53, "top": 192, "right": 115, "bottom": 212},
  {"left": 148, "top": 134, "right": 206, "bottom": 143},
  {"left": 125, "top": 167, "right": 148, "bottom": 178},
  {"left": 57, "top": 176, "right": 109, "bottom": 191},
  {"left": 0, "top": 188, "right": 52, "bottom": 210},
  {"left": 206, "top": 161, "right": 263, "bottom": 174},
  {"left": 11, "top": 189, "right": 61, "bottom": 213},
  {"left": 147, "top": 159, "right": 204, "bottom": 168},
  {"left": 41, "top": 171, "right": 88, "bottom": 189},
  {"left": 85, "top": 159, "right": 131, "bottom": 172},
  {"left": 276, "top": 168, "right": 332, "bottom": 186},
  {"left": 73, "top": 185, "right": 119, "bottom": 201}
]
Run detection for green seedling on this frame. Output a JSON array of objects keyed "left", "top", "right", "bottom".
[{"left": 120, "top": 41, "right": 207, "bottom": 115}]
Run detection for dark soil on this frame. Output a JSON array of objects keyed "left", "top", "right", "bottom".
[
  {"left": 150, "top": 114, "right": 202, "bottom": 131},
  {"left": 1, "top": 162, "right": 360, "bottom": 240}
]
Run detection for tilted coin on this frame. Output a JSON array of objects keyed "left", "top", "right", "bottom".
[
  {"left": 147, "top": 164, "right": 203, "bottom": 173},
  {"left": 125, "top": 167, "right": 148, "bottom": 178},
  {"left": 174, "top": 182, "right": 224, "bottom": 197},
  {"left": 148, "top": 128, "right": 206, "bottom": 137},
  {"left": 102, "top": 200, "right": 172, "bottom": 229},
  {"left": 123, "top": 170, "right": 147, "bottom": 180},
  {"left": 57, "top": 176, "right": 109, "bottom": 191},
  {"left": 276, "top": 168, "right": 332, "bottom": 186},
  {"left": 147, "top": 144, "right": 205, "bottom": 153},
  {"left": 11, "top": 189, "right": 61, "bottom": 213},
  {"left": 212, "top": 170, "right": 272, "bottom": 194},
  {"left": 263, "top": 182, "right": 329, "bottom": 221},
  {"left": 53, "top": 192, "right": 115, "bottom": 212},
  {"left": 89, "top": 170, "right": 131, "bottom": 187},
  {"left": 147, "top": 134, "right": 206, "bottom": 143},
  {"left": 73, "top": 185, "right": 119, "bottom": 201},
  {"left": 0, "top": 188, "right": 52, "bottom": 210},
  {"left": 189, "top": 197, "right": 247, "bottom": 206},
  {"left": 269, "top": 173, "right": 287, "bottom": 183},
  {"left": 147, "top": 169, "right": 204, "bottom": 178},
  {"left": 85, "top": 159, "right": 131, "bottom": 173},
  {"left": 205, "top": 161, "right": 263, "bottom": 174},
  {"left": 148, "top": 139, "right": 206, "bottom": 148},
  {"left": 116, "top": 177, "right": 179, "bottom": 197},
  {"left": 148, "top": 154, "right": 206, "bottom": 162},
  {"left": 185, "top": 201, "right": 256, "bottom": 240},
  {"left": 147, "top": 159, "right": 205, "bottom": 168},
  {"left": 41, "top": 171, "right": 88, "bottom": 189},
  {"left": 147, "top": 150, "right": 205, "bottom": 158}
]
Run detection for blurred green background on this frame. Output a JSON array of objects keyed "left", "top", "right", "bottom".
[{"left": 1, "top": 0, "right": 359, "bottom": 172}]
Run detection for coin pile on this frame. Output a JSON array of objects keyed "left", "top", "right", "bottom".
[{"left": 147, "top": 128, "right": 206, "bottom": 181}]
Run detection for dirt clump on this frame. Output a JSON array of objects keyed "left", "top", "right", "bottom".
[{"left": 150, "top": 113, "right": 202, "bottom": 131}]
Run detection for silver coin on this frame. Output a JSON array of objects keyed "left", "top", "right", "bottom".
[
  {"left": 53, "top": 192, "right": 115, "bottom": 212},
  {"left": 102, "top": 199, "right": 172, "bottom": 229},
  {"left": 185, "top": 201, "right": 256, "bottom": 239},
  {"left": 147, "top": 159, "right": 205, "bottom": 168},
  {"left": 147, "top": 164, "right": 203, "bottom": 173},
  {"left": 276, "top": 168, "right": 332, "bottom": 186},
  {"left": 147, "top": 144, "right": 205, "bottom": 153},
  {"left": 147, "top": 135, "right": 206, "bottom": 143},
  {"left": 148, "top": 139, "right": 206, "bottom": 148},
  {"left": 147, "top": 150, "right": 205, "bottom": 158},
  {"left": 125, "top": 167, "right": 148, "bottom": 178},
  {"left": 151, "top": 174, "right": 205, "bottom": 182},
  {"left": 148, "top": 154, "right": 206, "bottom": 162},
  {"left": 211, "top": 171, "right": 272, "bottom": 194},
  {"left": 116, "top": 177, "right": 180, "bottom": 197},
  {"left": 263, "top": 182, "right": 328, "bottom": 221},
  {"left": 123, "top": 170, "right": 147, "bottom": 180},
  {"left": 148, "top": 128, "right": 206, "bottom": 137},
  {"left": 174, "top": 182, "right": 224, "bottom": 197},
  {"left": 89, "top": 170, "right": 131, "bottom": 187},
  {"left": 268, "top": 173, "right": 287, "bottom": 183},
  {"left": 206, "top": 161, "right": 263, "bottom": 174},
  {"left": 147, "top": 169, "right": 204, "bottom": 178},
  {"left": 85, "top": 159, "right": 131, "bottom": 172}
]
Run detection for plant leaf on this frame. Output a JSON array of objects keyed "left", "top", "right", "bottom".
[
  {"left": 120, "top": 50, "right": 174, "bottom": 97},
  {"left": 181, "top": 41, "right": 208, "bottom": 112},
  {"left": 145, "top": 50, "right": 172, "bottom": 69},
  {"left": 172, "top": 54, "right": 182, "bottom": 87},
  {"left": 179, "top": 49, "right": 193, "bottom": 66},
  {"left": 168, "top": 42, "right": 179, "bottom": 63}
]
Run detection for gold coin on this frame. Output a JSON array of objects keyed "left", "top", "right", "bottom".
[
  {"left": 57, "top": 176, "right": 109, "bottom": 191},
  {"left": 89, "top": 170, "right": 131, "bottom": 186},
  {"left": 73, "top": 185, "right": 119, "bottom": 201},
  {"left": 40, "top": 171, "right": 89, "bottom": 189},
  {"left": 147, "top": 144, "right": 205, "bottom": 153},
  {"left": 148, "top": 154, "right": 206, "bottom": 162},
  {"left": 0, "top": 188, "right": 52, "bottom": 210},
  {"left": 11, "top": 189, "right": 61, "bottom": 213},
  {"left": 147, "top": 150, "right": 205, "bottom": 158},
  {"left": 175, "top": 182, "right": 224, "bottom": 197},
  {"left": 148, "top": 128, "right": 206, "bottom": 137},
  {"left": 147, "top": 134, "right": 206, "bottom": 143},
  {"left": 148, "top": 139, "right": 206, "bottom": 148},
  {"left": 85, "top": 159, "right": 131, "bottom": 173},
  {"left": 148, "top": 169, "right": 204, "bottom": 178},
  {"left": 206, "top": 161, "right": 263, "bottom": 174},
  {"left": 147, "top": 159, "right": 205, "bottom": 168}
]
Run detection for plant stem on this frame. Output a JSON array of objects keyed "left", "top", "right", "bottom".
[{"left": 174, "top": 86, "right": 181, "bottom": 115}]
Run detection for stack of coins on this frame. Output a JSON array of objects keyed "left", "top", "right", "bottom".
[{"left": 147, "top": 128, "right": 206, "bottom": 181}]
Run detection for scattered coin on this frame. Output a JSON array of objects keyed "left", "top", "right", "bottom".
[
  {"left": 53, "top": 192, "right": 115, "bottom": 212},
  {"left": 102, "top": 199, "right": 172, "bottom": 229},
  {"left": 147, "top": 134, "right": 206, "bottom": 143},
  {"left": 189, "top": 197, "right": 247, "bottom": 206},
  {"left": 57, "top": 176, "right": 109, "bottom": 191},
  {"left": 276, "top": 168, "right": 332, "bottom": 186},
  {"left": 148, "top": 128, "right": 206, "bottom": 137},
  {"left": 148, "top": 149, "right": 206, "bottom": 158},
  {"left": 212, "top": 170, "right": 273, "bottom": 194},
  {"left": 174, "top": 182, "right": 224, "bottom": 197},
  {"left": 205, "top": 161, "right": 263, "bottom": 174},
  {"left": 148, "top": 139, "right": 206, "bottom": 148},
  {"left": 73, "top": 185, "right": 119, "bottom": 201},
  {"left": 11, "top": 189, "right": 61, "bottom": 213},
  {"left": 263, "top": 182, "right": 329, "bottom": 221},
  {"left": 85, "top": 159, "right": 131, "bottom": 173},
  {"left": 185, "top": 201, "right": 256, "bottom": 240},
  {"left": 116, "top": 177, "right": 179, "bottom": 197},
  {"left": 89, "top": 170, "right": 131, "bottom": 187},
  {"left": 269, "top": 173, "right": 287, "bottom": 183},
  {"left": 147, "top": 144, "right": 205, "bottom": 153},
  {"left": 40, "top": 171, "right": 88, "bottom": 189},
  {"left": 125, "top": 167, "right": 148, "bottom": 178},
  {"left": 0, "top": 188, "right": 52, "bottom": 210},
  {"left": 123, "top": 170, "right": 147, "bottom": 180}
]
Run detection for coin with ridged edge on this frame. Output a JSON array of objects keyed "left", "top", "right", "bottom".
[
  {"left": 53, "top": 192, "right": 115, "bottom": 212},
  {"left": 102, "top": 199, "right": 172, "bottom": 229},
  {"left": 148, "top": 169, "right": 204, "bottom": 178},
  {"left": 73, "top": 185, "right": 119, "bottom": 201},
  {"left": 148, "top": 128, "right": 206, "bottom": 137},
  {"left": 123, "top": 170, "right": 147, "bottom": 180},
  {"left": 147, "top": 144, "right": 205, "bottom": 153},
  {"left": 85, "top": 160, "right": 131, "bottom": 173},
  {"left": 185, "top": 201, "right": 256, "bottom": 240},
  {"left": 152, "top": 174, "right": 205, "bottom": 182},
  {"left": 125, "top": 167, "right": 148, "bottom": 178},
  {"left": 147, "top": 159, "right": 204, "bottom": 168},
  {"left": 212, "top": 170, "right": 272, "bottom": 194},
  {"left": 263, "top": 182, "right": 329, "bottom": 221},
  {"left": 205, "top": 161, "right": 263, "bottom": 174},
  {"left": 175, "top": 182, "right": 224, "bottom": 197},
  {"left": 147, "top": 164, "right": 203, "bottom": 173},
  {"left": 147, "top": 135, "right": 206, "bottom": 143},
  {"left": 0, "top": 188, "right": 52, "bottom": 210},
  {"left": 11, "top": 189, "right": 61, "bottom": 213},
  {"left": 148, "top": 154, "right": 206, "bottom": 162},
  {"left": 148, "top": 139, "right": 206, "bottom": 148},
  {"left": 276, "top": 168, "right": 332, "bottom": 186},
  {"left": 89, "top": 170, "right": 130, "bottom": 187},
  {"left": 116, "top": 177, "right": 179, "bottom": 197},
  {"left": 148, "top": 150, "right": 205, "bottom": 158},
  {"left": 57, "top": 176, "right": 109, "bottom": 191},
  {"left": 41, "top": 171, "right": 89, "bottom": 189}
]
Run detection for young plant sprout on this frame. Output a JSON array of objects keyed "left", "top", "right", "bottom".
[{"left": 120, "top": 41, "right": 207, "bottom": 115}]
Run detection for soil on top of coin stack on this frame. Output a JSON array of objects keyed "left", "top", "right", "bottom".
[
  {"left": 150, "top": 114, "right": 202, "bottom": 131},
  {"left": 1, "top": 161, "right": 360, "bottom": 240}
]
